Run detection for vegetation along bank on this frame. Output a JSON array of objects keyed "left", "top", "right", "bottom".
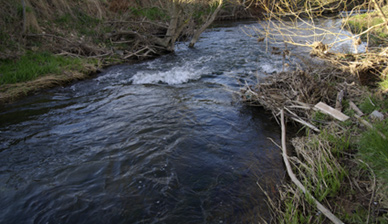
[
  {"left": 242, "top": 0, "right": 388, "bottom": 223},
  {"left": 0, "top": 0, "right": 257, "bottom": 104},
  {"left": 1, "top": 0, "right": 388, "bottom": 223}
]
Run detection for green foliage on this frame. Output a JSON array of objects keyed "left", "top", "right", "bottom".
[
  {"left": 312, "top": 111, "right": 329, "bottom": 127},
  {"left": 346, "top": 6, "right": 388, "bottom": 45},
  {"left": 193, "top": 2, "right": 219, "bottom": 23},
  {"left": 130, "top": 7, "right": 168, "bottom": 21},
  {"left": 323, "top": 129, "right": 350, "bottom": 153},
  {"left": 359, "top": 96, "right": 376, "bottom": 114},
  {"left": 340, "top": 205, "right": 369, "bottom": 224},
  {"left": 358, "top": 119, "right": 388, "bottom": 183},
  {"left": 282, "top": 195, "right": 312, "bottom": 224},
  {"left": 0, "top": 51, "right": 84, "bottom": 84},
  {"left": 358, "top": 94, "right": 388, "bottom": 114},
  {"left": 303, "top": 129, "right": 348, "bottom": 203},
  {"left": 17, "top": 4, "right": 32, "bottom": 17},
  {"left": 379, "top": 76, "right": 388, "bottom": 92},
  {"left": 0, "top": 30, "right": 13, "bottom": 51},
  {"left": 54, "top": 9, "right": 101, "bottom": 37}
]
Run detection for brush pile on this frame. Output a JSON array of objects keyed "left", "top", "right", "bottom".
[
  {"left": 241, "top": 62, "right": 363, "bottom": 124},
  {"left": 241, "top": 56, "right": 388, "bottom": 222}
]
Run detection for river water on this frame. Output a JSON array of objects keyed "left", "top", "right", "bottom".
[{"left": 0, "top": 18, "right": 362, "bottom": 223}]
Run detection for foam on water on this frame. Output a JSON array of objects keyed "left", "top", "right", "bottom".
[
  {"left": 260, "top": 63, "right": 283, "bottom": 73},
  {"left": 130, "top": 59, "right": 209, "bottom": 85}
]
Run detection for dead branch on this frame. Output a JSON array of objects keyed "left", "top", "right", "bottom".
[
  {"left": 280, "top": 109, "right": 344, "bottom": 224},
  {"left": 335, "top": 90, "right": 344, "bottom": 111},
  {"left": 349, "top": 101, "right": 364, "bottom": 116}
]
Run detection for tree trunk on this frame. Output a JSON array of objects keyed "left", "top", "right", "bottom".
[
  {"left": 22, "top": 0, "right": 26, "bottom": 33},
  {"left": 189, "top": 0, "right": 223, "bottom": 48},
  {"left": 162, "top": 1, "right": 182, "bottom": 51}
]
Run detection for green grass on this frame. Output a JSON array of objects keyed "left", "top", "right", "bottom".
[
  {"left": 54, "top": 9, "right": 101, "bottom": 37},
  {"left": 358, "top": 94, "right": 388, "bottom": 114},
  {"left": 358, "top": 119, "right": 388, "bottom": 182},
  {"left": 346, "top": 6, "right": 388, "bottom": 45},
  {"left": 356, "top": 94, "right": 388, "bottom": 183},
  {"left": 311, "top": 130, "right": 348, "bottom": 197},
  {"left": 130, "top": 7, "right": 169, "bottom": 21},
  {"left": 379, "top": 76, "right": 388, "bottom": 92},
  {"left": 0, "top": 51, "right": 84, "bottom": 84},
  {"left": 358, "top": 96, "right": 376, "bottom": 114}
]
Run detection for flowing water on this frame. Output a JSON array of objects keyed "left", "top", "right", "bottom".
[{"left": 0, "top": 18, "right": 362, "bottom": 224}]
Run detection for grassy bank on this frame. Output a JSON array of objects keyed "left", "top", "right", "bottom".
[
  {"left": 346, "top": 5, "right": 388, "bottom": 47},
  {"left": 247, "top": 2, "right": 388, "bottom": 220},
  {"left": 0, "top": 53, "right": 101, "bottom": 104},
  {"left": 0, "top": 51, "right": 92, "bottom": 85},
  {"left": 0, "top": 0, "right": 257, "bottom": 105},
  {"left": 242, "top": 60, "right": 388, "bottom": 222}
]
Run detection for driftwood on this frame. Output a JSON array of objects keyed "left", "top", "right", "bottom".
[
  {"left": 314, "top": 102, "right": 350, "bottom": 122},
  {"left": 349, "top": 101, "right": 364, "bottom": 116},
  {"left": 335, "top": 90, "right": 344, "bottom": 111},
  {"left": 280, "top": 109, "right": 344, "bottom": 224}
]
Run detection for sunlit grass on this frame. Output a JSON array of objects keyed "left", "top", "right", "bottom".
[
  {"left": 0, "top": 51, "right": 84, "bottom": 85},
  {"left": 346, "top": 6, "right": 388, "bottom": 45},
  {"left": 358, "top": 119, "right": 388, "bottom": 183},
  {"left": 379, "top": 76, "right": 388, "bottom": 92}
]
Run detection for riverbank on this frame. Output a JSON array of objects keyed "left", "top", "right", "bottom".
[
  {"left": 242, "top": 60, "right": 388, "bottom": 223},
  {"left": 241, "top": 13, "right": 388, "bottom": 224},
  {"left": 346, "top": 5, "right": 388, "bottom": 47},
  {"left": 0, "top": 0, "right": 258, "bottom": 105}
]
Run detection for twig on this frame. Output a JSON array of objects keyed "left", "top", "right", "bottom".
[
  {"left": 371, "top": 0, "right": 388, "bottom": 31},
  {"left": 267, "top": 137, "right": 281, "bottom": 149},
  {"left": 280, "top": 109, "right": 344, "bottom": 224},
  {"left": 368, "top": 97, "right": 376, "bottom": 107},
  {"left": 284, "top": 107, "right": 320, "bottom": 132},
  {"left": 88, "top": 51, "right": 112, "bottom": 58},
  {"left": 291, "top": 116, "right": 320, "bottom": 132},
  {"left": 349, "top": 101, "right": 364, "bottom": 116},
  {"left": 354, "top": 115, "right": 386, "bottom": 140},
  {"left": 123, "top": 47, "right": 148, "bottom": 59},
  {"left": 357, "top": 159, "right": 376, "bottom": 224}
]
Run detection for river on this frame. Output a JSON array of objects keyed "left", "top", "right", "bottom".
[{"left": 0, "top": 18, "right": 363, "bottom": 223}]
